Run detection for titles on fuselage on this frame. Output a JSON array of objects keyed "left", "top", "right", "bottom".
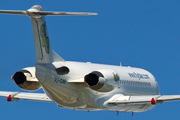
[{"left": 128, "top": 72, "right": 150, "bottom": 80}]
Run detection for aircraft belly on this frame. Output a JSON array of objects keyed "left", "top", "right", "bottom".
[
  {"left": 35, "top": 63, "right": 88, "bottom": 107},
  {"left": 41, "top": 81, "right": 90, "bottom": 107}
]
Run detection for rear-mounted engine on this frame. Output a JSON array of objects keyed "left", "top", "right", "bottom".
[
  {"left": 12, "top": 67, "right": 41, "bottom": 91},
  {"left": 84, "top": 69, "right": 119, "bottom": 92}
]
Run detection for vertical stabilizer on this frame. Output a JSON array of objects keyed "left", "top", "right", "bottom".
[{"left": 29, "top": 5, "right": 64, "bottom": 63}]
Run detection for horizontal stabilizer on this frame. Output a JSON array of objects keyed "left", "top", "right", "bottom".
[
  {"left": 0, "top": 5, "right": 97, "bottom": 63},
  {"left": 0, "top": 10, "right": 98, "bottom": 16},
  {"left": 0, "top": 10, "right": 26, "bottom": 15},
  {"left": 27, "top": 11, "right": 98, "bottom": 16}
]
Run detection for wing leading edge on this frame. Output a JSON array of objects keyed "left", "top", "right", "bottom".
[{"left": 0, "top": 91, "right": 53, "bottom": 102}]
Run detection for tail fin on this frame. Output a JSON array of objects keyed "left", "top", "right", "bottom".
[
  {"left": 0, "top": 5, "right": 97, "bottom": 63},
  {"left": 29, "top": 5, "right": 64, "bottom": 63},
  {"left": 30, "top": 6, "right": 53, "bottom": 63}
]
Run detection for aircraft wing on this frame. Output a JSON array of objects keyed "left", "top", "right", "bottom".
[
  {"left": 157, "top": 95, "right": 180, "bottom": 102},
  {"left": 0, "top": 91, "right": 53, "bottom": 102},
  {"left": 106, "top": 94, "right": 180, "bottom": 105}
]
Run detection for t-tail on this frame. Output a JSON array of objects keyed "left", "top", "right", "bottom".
[{"left": 0, "top": 5, "right": 97, "bottom": 63}]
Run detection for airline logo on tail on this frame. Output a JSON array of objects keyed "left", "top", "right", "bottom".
[{"left": 40, "top": 22, "right": 49, "bottom": 53}]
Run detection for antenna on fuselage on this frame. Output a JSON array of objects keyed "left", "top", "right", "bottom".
[{"left": 120, "top": 62, "right": 122, "bottom": 66}]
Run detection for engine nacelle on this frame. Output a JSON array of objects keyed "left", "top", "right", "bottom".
[
  {"left": 12, "top": 67, "right": 41, "bottom": 91},
  {"left": 85, "top": 69, "right": 119, "bottom": 92}
]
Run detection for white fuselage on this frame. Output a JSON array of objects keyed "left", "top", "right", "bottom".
[
  {"left": 35, "top": 61, "right": 160, "bottom": 112},
  {"left": 1, "top": 5, "right": 180, "bottom": 114}
]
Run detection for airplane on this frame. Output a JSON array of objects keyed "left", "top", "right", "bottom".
[{"left": 0, "top": 5, "right": 180, "bottom": 115}]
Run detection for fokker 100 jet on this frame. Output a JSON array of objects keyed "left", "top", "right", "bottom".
[{"left": 0, "top": 5, "right": 180, "bottom": 114}]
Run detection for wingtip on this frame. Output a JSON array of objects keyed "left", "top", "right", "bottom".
[
  {"left": 93, "top": 13, "right": 98, "bottom": 15},
  {"left": 88, "top": 13, "right": 98, "bottom": 15}
]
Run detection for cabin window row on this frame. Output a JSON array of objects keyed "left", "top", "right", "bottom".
[{"left": 120, "top": 80, "right": 151, "bottom": 87}]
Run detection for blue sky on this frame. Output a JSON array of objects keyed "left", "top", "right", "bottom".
[{"left": 0, "top": 0, "right": 180, "bottom": 120}]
